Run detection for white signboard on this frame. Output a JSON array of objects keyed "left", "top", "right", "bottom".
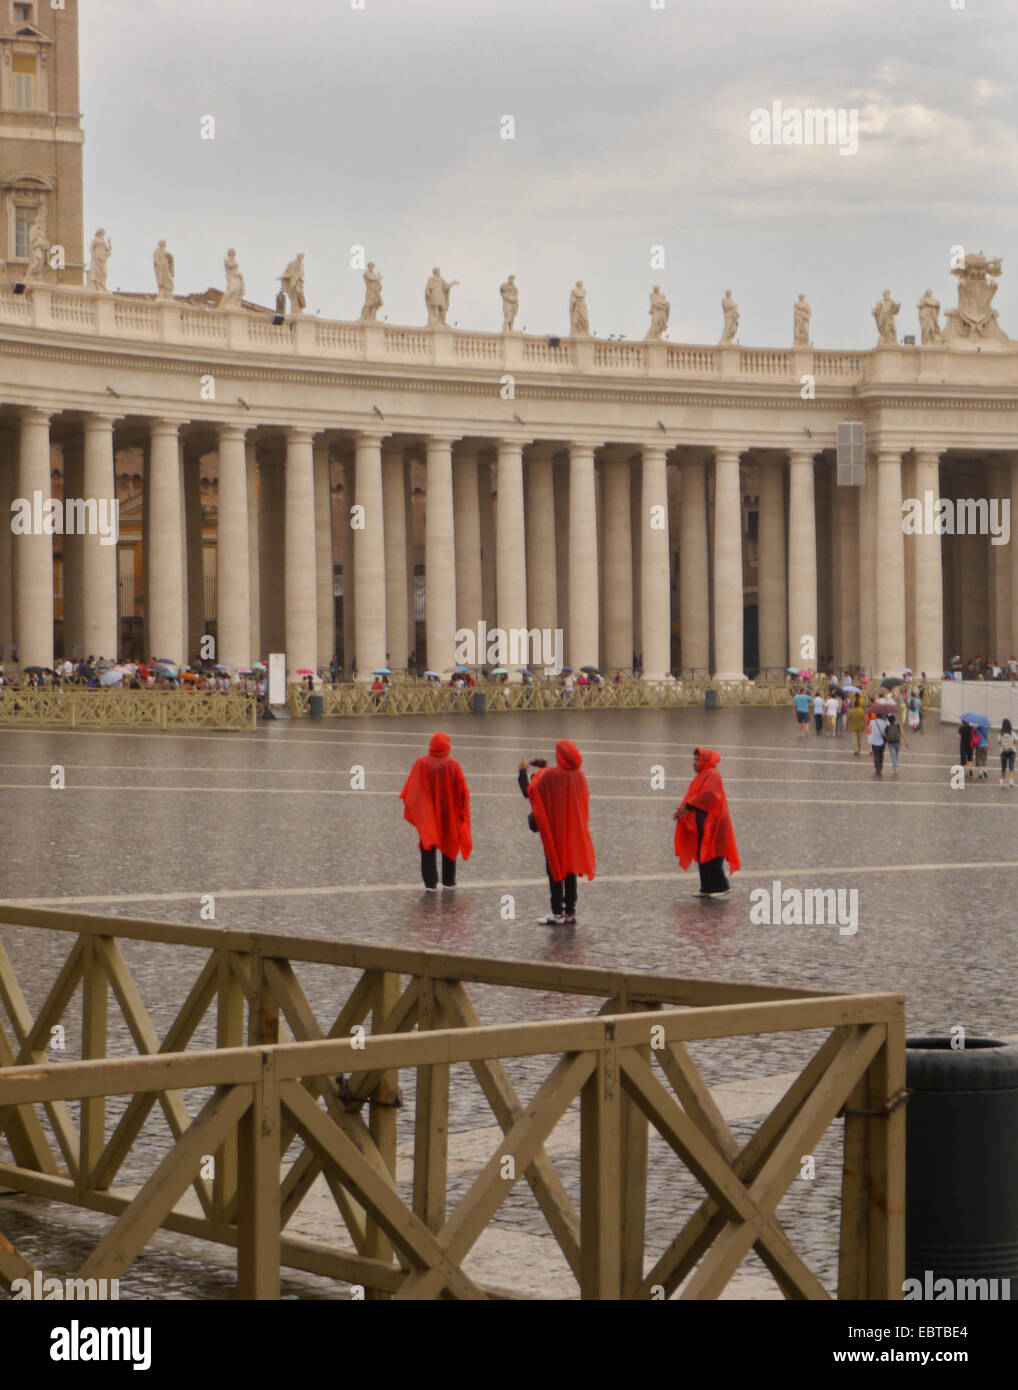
[{"left": 268, "top": 652, "right": 286, "bottom": 706}]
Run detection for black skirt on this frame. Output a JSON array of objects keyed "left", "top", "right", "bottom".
[{"left": 694, "top": 808, "right": 730, "bottom": 893}]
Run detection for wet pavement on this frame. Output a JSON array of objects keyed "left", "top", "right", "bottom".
[{"left": 1, "top": 705, "right": 1014, "bottom": 1297}]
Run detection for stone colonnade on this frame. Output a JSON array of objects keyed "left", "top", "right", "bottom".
[{"left": 0, "top": 410, "right": 992, "bottom": 680}]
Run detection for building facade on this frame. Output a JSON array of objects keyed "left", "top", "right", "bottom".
[{"left": 0, "top": 0, "right": 1015, "bottom": 682}]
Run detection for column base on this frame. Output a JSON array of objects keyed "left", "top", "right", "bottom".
[{"left": 713, "top": 671, "right": 747, "bottom": 682}]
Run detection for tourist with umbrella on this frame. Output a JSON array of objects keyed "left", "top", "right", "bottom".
[
  {"left": 958, "top": 718, "right": 976, "bottom": 779},
  {"left": 882, "top": 712, "right": 910, "bottom": 773},
  {"left": 847, "top": 693, "right": 866, "bottom": 756},
  {"left": 962, "top": 712, "right": 991, "bottom": 779},
  {"left": 399, "top": 732, "right": 472, "bottom": 891},
  {"left": 867, "top": 703, "right": 893, "bottom": 776},
  {"left": 673, "top": 747, "right": 740, "bottom": 896}
]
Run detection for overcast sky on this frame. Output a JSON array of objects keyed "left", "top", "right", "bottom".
[{"left": 80, "top": 0, "right": 1018, "bottom": 349}]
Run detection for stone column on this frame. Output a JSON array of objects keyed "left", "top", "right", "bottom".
[
  {"left": 553, "top": 458, "right": 570, "bottom": 653},
  {"left": 425, "top": 436, "right": 458, "bottom": 673},
  {"left": 912, "top": 450, "right": 944, "bottom": 679},
  {"left": 216, "top": 425, "right": 250, "bottom": 670},
  {"left": 875, "top": 449, "right": 906, "bottom": 676},
  {"left": 568, "top": 443, "right": 598, "bottom": 669},
  {"left": 314, "top": 441, "right": 335, "bottom": 669},
  {"left": 383, "top": 443, "right": 409, "bottom": 670},
  {"left": 756, "top": 458, "right": 787, "bottom": 671},
  {"left": 638, "top": 447, "right": 669, "bottom": 680},
  {"left": 183, "top": 446, "right": 204, "bottom": 662},
  {"left": 13, "top": 410, "right": 54, "bottom": 669},
  {"left": 478, "top": 455, "right": 497, "bottom": 627},
  {"left": 453, "top": 444, "right": 483, "bottom": 640},
  {"left": 835, "top": 484, "right": 860, "bottom": 668},
  {"left": 525, "top": 445, "right": 558, "bottom": 659},
  {"left": 0, "top": 431, "right": 14, "bottom": 654},
  {"left": 858, "top": 465, "right": 878, "bottom": 678},
  {"left": 496, "top": 440, "right": 528, "bottom": 672},
  {"left": 987, "top": 459, "right": 1010, "bottom": 664},
  {"left": 679, "top": 456, "right": 709, "bottom": 672},
  {"left": 82, "top": 415, "right": 119, "bottom": 662},
  {"left": 712, "top": 448, "right": 744, "bottom": 679},
  {"left": 342, "top": 454, "right": 356, "bottom": 671},
  {"left": 354, "top": 432, "right": 387, "bottom": 679},
  {"left": 259, "top": 455, "right": 286, "bottom": 657},
  {"left": 602, "top": 454, "right": 633, "bottom": 673},
  {"left": 1011, "top": 458, "right": 1018, "bottom": 662},
  {"left": 61, "top": 438, "right": 85, "bottom": 658},
  {"left": 284, "top": 427, "right": 318, "bottom": 677},
  {"left": 787, "top": 450, "right": 817, "bottom": 671},
  {"left": 403, "top": 458, "right": 416, "bottom": 665},
  {"left": 245, "top": 440, "right": 261, "bottom": 660},
  {"left": 146, "top": 419, "right": 186, "bottom": 665}
]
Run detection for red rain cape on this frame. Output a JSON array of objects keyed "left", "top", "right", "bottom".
[
  {"left": 399, "top": 732, "right": 472, "bottom": 860},
  {"left": 673, "top": 748, "right": 740, "bottom": 873},
  {"left": 527, "top": 739, "right": 596, "bottom": 882}
]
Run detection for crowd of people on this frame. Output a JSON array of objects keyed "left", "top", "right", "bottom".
[
  {"left": 398, "top": 732, "right": 740, "bottom": 924},
  {"left": 0, "top": 656, "right": 264, "bottom": 697},
  {"left": 790, "top": 673, "right": 924, "bottom": 777}
]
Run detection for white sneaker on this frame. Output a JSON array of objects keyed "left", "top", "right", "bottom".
[{"left": 1001, "top": 779, "right": 1006, "bottom": 786}]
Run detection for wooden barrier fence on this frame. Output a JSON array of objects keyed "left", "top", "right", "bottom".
[
  {"left": 0, "top": 688, "right": 257, "bottom": 731},
  {"left": 0, "top": 907, "right": 905, "bottom": 1300}
]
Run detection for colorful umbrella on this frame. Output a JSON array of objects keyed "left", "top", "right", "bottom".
[
  {"left": 297, "top": 668, "right": 314, "bottom": 676},
  {"left": 961, "top": 712, "right": 990, "bottom": 727},
  {"left": 372, "top": 668, "right": 392, "bottom": 676}
]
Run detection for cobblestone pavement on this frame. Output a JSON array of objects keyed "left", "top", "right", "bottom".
[{"left": 1, "top": 707, "right": 1013, "bottom": 1297}]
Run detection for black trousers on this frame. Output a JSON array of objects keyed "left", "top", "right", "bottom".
[
  {"left": 698, "top": 857, "right": 730, "bottom": 893},
  {"left": 872, "top": 743, "right": 885, "bottom": 774},
  {"left": 814, "top": 713, "right": 823, "bottom": 734},
  {"left": 546, "top": 862, "right": 577, "bottom": 915},
  {"left": 421, "top": 848, "right": 457, "bottom": 888}
]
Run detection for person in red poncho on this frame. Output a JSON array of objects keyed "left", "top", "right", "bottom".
[
  {"left": 518, "top": 738, "right": 596, "bottom": 925},
  {"left": 673, "top": 747, "right": 740, "bottom": 896},
  {"left": 400, "top": 732, "right": 472, "bottom": 890}
]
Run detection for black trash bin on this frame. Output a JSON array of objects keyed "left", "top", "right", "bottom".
[
  {"left": 308, "top": 693, "right": 324, "bottom": 718},
  {"left": 473, "top": 690, "right": 487, "bottom": 715},
  {"left": 905, "top": 1036, "right": 1018, "bottom": 1298},
  {"left": 705, "top": 687, "right": 718, "bottom": 710}
]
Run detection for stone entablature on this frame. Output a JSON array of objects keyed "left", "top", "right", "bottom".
[{"left": 3, "top": 283, "right": 1018, "bottom": 405}]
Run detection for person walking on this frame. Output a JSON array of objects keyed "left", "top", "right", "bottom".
[
  {"left": 958, "top": 719, "right": 975, "bottom": 779},
  {"left": 824, "top": 691, "right": 838, "bottom": 736},
  {"left": 673, "top": 747, "right": 740, "bottom": 896},
  {"left": 520, "top": 739, "right": 595, "bottom": 925},
  {"left": 868, "top": 708, "right": 889, "bottom": 776},
  {"left": 973, "top": 722, "right": 990, "bottom": 779},
  {"left": 882, "top": 712, "right": 910, "bottom": 773},
  {"left": 813, "top": 692, "right": 824, "bottom": 735},
  {"left": 998, "top": 718, "right": 1015, "bottom": 788},
  {"left": 399, "top": 732, "right": 472, "bottom": 890},
  {"left": 792, "top": 687, "right": 811, "bottom": 737},
  {"left": 847, "top": 694, "right": 865, "bottom": 755}
]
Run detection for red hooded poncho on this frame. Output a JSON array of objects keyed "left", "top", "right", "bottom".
[
  {"left": 399, "top": 732, "right": 472, "bottom": 860},
  {"left": 673, "top": 747, "right": 740, "bottom": 872},
  {"left": 526, "top": 739, "right": 596, "bottom": 882}
]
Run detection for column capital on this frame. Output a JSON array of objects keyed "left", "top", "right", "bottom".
[
  {"left": 217, "top": 423, "right": 250, "bottom": 445},
  {"left": 640, "top": 444, "right": 669, "bottom": 464},
  {"left": 353, "top": 430, "right": 386, "bottom": 449},
  {"left": 148, "top": 417, "right": 187, "bottom": 437},
  {"left": 872, "top": 448, "right": 904, "bottom": 465},
  {"left": 787, "top": 449, "right": 816, "bottom": 466},
  {"left": 495, "top": 438, "right": 530, "bottom": 454},
  {"left": 17, "top": 406, "right": 52, "bottom": 427},
  {"left": 568, "top": 441, "right": 597, "bottom": 458},
  {"left": 713, "top": 447, "right": 742, "bottom": 465},
  {"left": 426, "top": 433, "right": 460, "bottom": 449},
  {"left": 912, "top": 448, "right": 944, "bottom": 465},
  {"left": 285, "top": 425, "right": 318, "bottom": 444}
]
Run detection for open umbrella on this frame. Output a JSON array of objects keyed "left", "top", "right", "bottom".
[
  {"left": 297, "top": 668, "right": 314, "bottom": 676},
  {"left": 252, "top": 662, "right": 267, "bottom": 671},
  {"left": 372, "top": 668, "right": 392, "bottom": 676},
  {"left": 99, "top": 669, "right": 124, "bottom": 687},
  {"left": 516, "top": 669, "right": 533, "bottom": 676},
  {"left": 580, "top": 665, "right": 601, "bottom": 674},
  {"left": 236, "top": 667, "right": 253, "bottom": 675},
  {"left": 841, "top": 684, "right": 860, "bottom": 694},
  {"left": 22, "top": 665, "right": 44, "bottom": 675},
  {"left": 961, "top": 712, "right": 991, "bottom": 727},
  {"left": 424, "top": 670, "right": 441, "bottom": 680},
  {"left": 797, "top": 670, "right": 814, "bottom": 679},
  {"left": 786, "top": 666, "right": 798, "bottom": 675},
  {"left": 490, "top": 667, "right": 509, "bottom": 676},
  {"left": 873, "top": 699, "right": 897, "bottom": 714},
  {"left": 214, "top": 663, "right": 231, "bottom": 672},
  {"left": 880, "top": 676, "right": 904, "bottom": 689}
]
